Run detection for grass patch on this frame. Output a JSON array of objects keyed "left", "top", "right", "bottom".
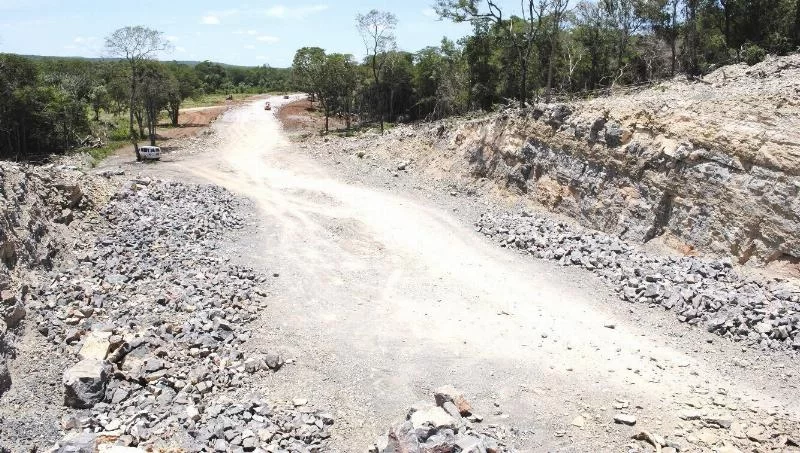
[
  {"left": 84, "top": 140, "right": 129, "bottom": 166},
  {"left": 183, "top": 93, "right": 251, "bottom": 108}
]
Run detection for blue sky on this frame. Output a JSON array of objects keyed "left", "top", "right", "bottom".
[{"left": 0, "top": 0, "right": 473, "bottom": 67}]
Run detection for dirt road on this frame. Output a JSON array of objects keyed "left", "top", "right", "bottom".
[{"left": 99, "top": 97, "right": 800, "bottom": 451}]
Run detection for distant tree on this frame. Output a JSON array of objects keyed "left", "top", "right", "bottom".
[
  {"left": 137, "top": 62, "right": 176, "bottom": 146},
  {"left": 165, "top": 62, "right": 200, "bottom": 126},
  {"left": 602, "top": 0, "right": 646, "bottom": 84},
  {"left": 88, "top": 84, "right": 110, "bottom": 120},
  {"left": 356, "top": 9, "right": 398, "bottom": 132},
  {"left": 104, "top": 26, "right": 171, "bottom": 160},
  {"left": 318, "top": 53, "right": 354, "bottom": 132},
  {"left": 194, "top": 61, "right": 227, "bottom": 93},
  {"left": 292, "top": 46, "right": 326, "bottom": 104},
  {"left": 545, "top": 0, "right": 570, "bottom": 100}
]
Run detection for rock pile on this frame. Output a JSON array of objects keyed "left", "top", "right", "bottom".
[
  {"left": 1, "top": 178, "right": 334, "bottom": 451},
  {"left": 372, "top": 385, "right": 511, "bottom": 453},
  {"left": 476, "top": 210, "right": 800, "bottom": 351}
]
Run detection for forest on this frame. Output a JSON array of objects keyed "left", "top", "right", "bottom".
[
  {"left": 0, "top": 42, "right": 291, "bottom": 160},
  {"left": 294, "top": 0, "right": 800, "bottom": 131}
]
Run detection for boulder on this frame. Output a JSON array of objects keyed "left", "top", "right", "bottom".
[
  {"left": 383, "top": 421, "right": 421, "bottom": 453},
  {"left": 410, "top": 406, "right": 456, "bottom": 439},
  {"left": 2, "top": 301, "right": 25, "bottom": 328},
  {"left": 63, "top": 359, "right": 111, "bottom": 408}
]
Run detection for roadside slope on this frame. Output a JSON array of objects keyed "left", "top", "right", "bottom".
[{"left": 309, "top": 54, "right": 800, "bottom": 273}]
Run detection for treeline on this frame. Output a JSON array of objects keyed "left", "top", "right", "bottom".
[
  {"left": 294, "top": 0, "right": 800, "bottom": 130},
  {"left": 1, "top": 43, "right": 291, "bottom": 160}
]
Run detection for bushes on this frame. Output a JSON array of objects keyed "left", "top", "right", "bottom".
[
  {"left": 741, "top": 43, "right": 767, "bottom": 66},
  {"left": 0, "top": 54, "right": 92, "bottom": 160}
]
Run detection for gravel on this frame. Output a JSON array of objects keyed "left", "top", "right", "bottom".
[
  {"left": 1, "top": 178, "right": 336, "bottom": 452},
  {"left": 475, "top": 210, "right": 800, "bottom": 352}
]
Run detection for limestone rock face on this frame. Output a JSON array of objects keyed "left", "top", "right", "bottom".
[{"left": 427, "top": 55, "right": 800, "bottom": 266}]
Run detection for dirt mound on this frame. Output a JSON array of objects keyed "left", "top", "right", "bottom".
[{"left": 278, "top": 99, "right": 346, "bottom": 132}]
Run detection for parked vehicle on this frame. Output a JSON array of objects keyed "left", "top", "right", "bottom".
[
  {"left": 284, "top": 95, "right": 289, "bottom": 99},
  {"left": 265, "top": 101, "right": 272, "bottom": 110},
  {"left": 139, "top": 145, "right": 161, "bottom": 160}
]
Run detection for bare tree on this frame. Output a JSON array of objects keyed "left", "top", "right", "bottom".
[
  {"left": 437, "top": 0, "right": 548, "bottom": 108},
  {"left": 545, "top": 0, "right": 570, "bottom": 101},
  {"left": 356, "top": 10, "right": 397, "bottom": 133},
  {"left": 105, "top": 26, "right": 170, "bottom": 160},
  {"left": 562, "top": 33, "right": 585, "bottom": 91}
]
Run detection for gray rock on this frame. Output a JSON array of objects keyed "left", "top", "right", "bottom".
[
  {"left": 2, "top": 301, "right": 26, "bottom": 328},
  {"left": 63, "top": 359, "right": 111, "bottom": 408},
  {"left": 53, "top": 432, "right": 96, "bottom": 453},
  {"left": 264, "top": 353, "right": 284, "bottom": 371}
]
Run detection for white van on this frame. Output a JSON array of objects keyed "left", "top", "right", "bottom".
[{"left": 139, "top": 146, "right": 161, "bottom": 160}]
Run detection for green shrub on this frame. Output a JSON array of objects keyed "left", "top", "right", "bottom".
[{"left": 741, "top": 43, "right": 766, "bottom": 66}]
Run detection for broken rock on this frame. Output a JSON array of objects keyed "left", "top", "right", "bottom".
[
  {"left": 434, "top": 385, "right": 472, "bottom": 415},
  {"left": 78, "top": 331, "right": 112, "bottom": 361},
  {"left": 614, "top": 414, "right": 637, "bottom": 426},
  {"left": 63, "top": 359, "right": 111, "bottom": 408}
]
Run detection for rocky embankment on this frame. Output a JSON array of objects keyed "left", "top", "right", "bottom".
[
  {"left": 328, "top": 54, "right": 800, "bottom": 270},
  {"left": 0, "top": 165, "right": 334, "bottom": 452},
  {"left": 476, "top": 209, "right": 800, "bottom": 352}
]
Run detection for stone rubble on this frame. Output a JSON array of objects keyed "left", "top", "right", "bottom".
[
  {"left": 372, "top": 386, "right": 512, "bottom": 453},
  {"left": 475, "top": 210, "right": 800, "bottom": 352},
  {"left": 1, "top": 177, "right": 335, "bottom": 452}
]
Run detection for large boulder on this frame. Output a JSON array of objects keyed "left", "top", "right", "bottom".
[{"left": 63, "top": 359, "right": 111, "bottom": 408}]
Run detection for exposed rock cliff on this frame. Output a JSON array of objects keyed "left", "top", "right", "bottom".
[{"left": 348, "top": 54, "right": 800, "bottom": 268}]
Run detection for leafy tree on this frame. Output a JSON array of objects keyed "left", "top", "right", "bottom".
[
  {"left": 436, "top": 0, "right": 548, "bottom": 108},
  {"left": 88, "top": 84, "right": 110, "bottom": 121},
  {"left": 165, "top": 62, "right": 200, "bottom": 126},
  {"left": 292, "top": 47, "right": 326, "bottom": 104},
  {"left": 105, "top": 26, "right": 171, "bottom": 160},
  {"left": 195, "top": 61, "right": 227, "bottom": 93}
]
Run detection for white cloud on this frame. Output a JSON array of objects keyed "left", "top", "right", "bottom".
[
  {"left": 201, "top": 15, "right": 220, "bottom": 25},
  {"left": 176, "top": 46, "right": 187, "bottom": 53},
  {"left": 264, "top": 4, "right": 328, "bottom": 19},
  {"left": 422, "top": 8, "right": 437, "bottom": 18},
  {"left": 166, "top": 35, "right": 179, "bottom": 42},
  {"left": 244, "top": 44, "right": 256, "bottom": 50},
  {"left": 256, "top": 35, "right": 279, "bottom": 43}
]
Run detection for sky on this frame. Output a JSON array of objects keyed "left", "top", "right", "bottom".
[{"left": 0, "top": 0, "right": 474, "bottom": 67}]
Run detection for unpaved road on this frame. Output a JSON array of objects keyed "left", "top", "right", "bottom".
[{"left": 98, "top": 97, "right": 800, "bottom": 451}]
